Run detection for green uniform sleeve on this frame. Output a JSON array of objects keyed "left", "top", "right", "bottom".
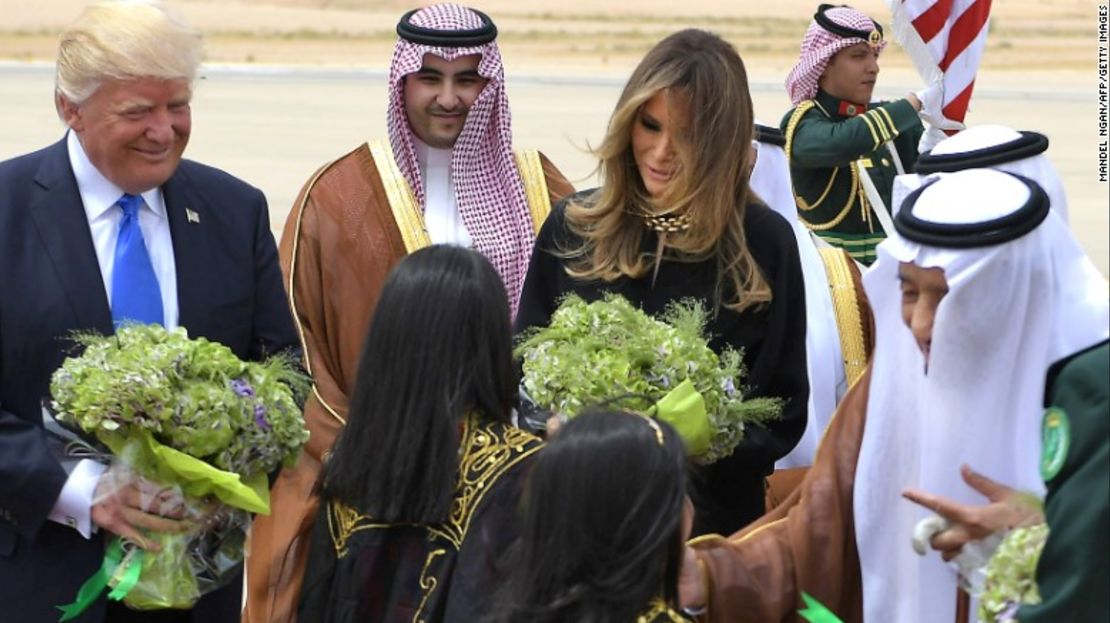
[
  {"left": 785, "top": 99, "right": 921, "bottom": 168},
  {"left": 1017, "top": 343, "right": 1110, "bottom": 623}
]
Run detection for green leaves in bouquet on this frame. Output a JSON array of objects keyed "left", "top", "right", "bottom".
[{"left": 516, "top": 294, "right": 782, "bottom": 463}]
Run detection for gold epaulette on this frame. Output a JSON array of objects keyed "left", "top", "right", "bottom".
[{"left": 783, "top": 100, "right": 817, "bottom": 163}]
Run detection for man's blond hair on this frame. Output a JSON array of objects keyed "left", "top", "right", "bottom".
[{"left": 55, "top": 0, "right": 202, "bottom": 113}]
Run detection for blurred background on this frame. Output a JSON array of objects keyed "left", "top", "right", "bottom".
[{"left": 1, "top": 0, "right": 1105, "bottom": 272}]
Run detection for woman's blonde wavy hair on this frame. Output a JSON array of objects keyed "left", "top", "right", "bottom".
[{"left": 564, "top": 29, "right": 771, "bottom": 312}]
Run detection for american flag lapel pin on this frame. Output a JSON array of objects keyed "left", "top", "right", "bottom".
[{"left": 185, "top": 208, "right": 200, "bottom": 224}]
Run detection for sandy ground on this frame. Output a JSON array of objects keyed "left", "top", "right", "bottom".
[
  {"left": 1, "top": 0, "right": 1107, "bottom": 272},
  {"left": 0, "top": 0, "right": 1098, "bottom": 69}
]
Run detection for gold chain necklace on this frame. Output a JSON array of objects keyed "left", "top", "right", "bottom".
[
  {"left": 629, "top": 209, "right": 691, "bottom": 286},
  {"left": 634, "top": 211, "right": 692, "bottom": 234}
]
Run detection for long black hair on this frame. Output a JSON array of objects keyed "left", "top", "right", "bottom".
[
  {"left": 494, "top": 411, "right": 688, "bottom": 622},
  {"left": 320, "top": 245, "right": 515, "bottom": 523}
]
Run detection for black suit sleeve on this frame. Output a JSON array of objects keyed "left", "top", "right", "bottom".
[
  {"left": 0, "top": 400, "right": 68, "bottom": 541},
  {"left": 0, "top": 146, "right": 71, "bottom": 544},
  {"left": 245, "top": 188, "right": 300, "bottom": 363}
]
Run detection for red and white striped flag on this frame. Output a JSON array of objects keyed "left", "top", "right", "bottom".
[{"left": 888, "top": 0, "right": 993, "bottom": 125}]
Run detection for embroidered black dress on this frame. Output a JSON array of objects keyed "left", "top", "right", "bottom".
[
  {"left": 515, "top": 193, "right": 809, "bottom": 536},
  {"left": 297, "top": 418, "right": 541, "bottom": 623}
]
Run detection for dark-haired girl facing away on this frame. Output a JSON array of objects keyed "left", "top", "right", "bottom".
[
  {"left": 493, "top": 411, "right": 691, "bottom": 623},
  {"left": 298, "top": 245, "right": 542, "bottom": 623},
  {"left": 515, "top": 28, "right": 809, "bottom": 535}
]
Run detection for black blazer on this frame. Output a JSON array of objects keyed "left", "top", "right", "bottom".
[{"left": 0, "top": 137, "right": 299, "bottom": 621}]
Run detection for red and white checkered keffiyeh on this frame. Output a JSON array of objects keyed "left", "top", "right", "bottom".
[
  {"left": 785, "top": 6, "right": 888, "bottom": 105},
  {"left": 386, "top": 3, "right": 533, "bottom": 316}
]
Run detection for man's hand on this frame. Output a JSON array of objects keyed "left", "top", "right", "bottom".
[
  {"left": 906, "top": 91, "right": 923, "bottom": 112},
  {"left": 545, "top": 413, "right": 565, "bottom": 437},
  {"left": 911, "top": 83, "right": 966, "bottom": 152},
  {"left": 903, "top": 464, "right": 1044, "bottom": 561},
  {"left": 91, "top": 475, "right": 188, "bottom": 551}
]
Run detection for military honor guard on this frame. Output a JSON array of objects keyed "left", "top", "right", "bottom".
[{"left": 782, "top": 3, "right": 925, "bottom": 265}]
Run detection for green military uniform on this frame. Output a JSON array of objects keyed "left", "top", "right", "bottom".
[
  {"left": 781, "top": 89, "right": 923, "bottom": 265},
  {"left": 1018, "top": 340, "right": 1109, "bottom": 622}
]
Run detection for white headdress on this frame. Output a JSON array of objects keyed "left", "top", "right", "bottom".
[{"left": 855, "top": 169, "right": 1108, "bottom": 623}]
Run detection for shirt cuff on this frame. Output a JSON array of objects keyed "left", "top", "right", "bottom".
[{"left": 48, "top": 459, "right": 107, "bottom": 538}]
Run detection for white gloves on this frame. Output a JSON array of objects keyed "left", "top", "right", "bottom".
[{"left": 914, "top": 82, "right": 966, "bottom": 154}]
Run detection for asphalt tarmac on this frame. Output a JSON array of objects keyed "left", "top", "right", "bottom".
[{"left": 3, "top": 61, "right": 1106, "bottom": 274}]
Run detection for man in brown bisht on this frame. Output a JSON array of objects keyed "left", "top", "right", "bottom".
[
  {"left": 676, "top": 168, "right": 1108, "bottom": 623},
  {"left": 243, "top": 5, "right": 573, "bottom": 621}
]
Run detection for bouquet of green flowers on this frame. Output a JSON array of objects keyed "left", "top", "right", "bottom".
[
  {"left": 48, "top": 325, "right": 309, "bottom": 618},
  {"left": 516, "top": 293, "right": 782, "bottom": 463},
  {"left": 977, "top": 524, "right": 1049, "bottom": 622}
]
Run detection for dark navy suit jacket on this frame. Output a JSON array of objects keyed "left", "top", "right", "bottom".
[{"left": 0, "top": 137, "right": 299, "bottom": 622}]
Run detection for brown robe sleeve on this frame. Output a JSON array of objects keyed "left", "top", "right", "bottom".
[
  {"left": 691, "top": 368, "right": 873, "bottom": 623},
  {"left": 245, "top": 144, "right": 409, "bottom": 623}
]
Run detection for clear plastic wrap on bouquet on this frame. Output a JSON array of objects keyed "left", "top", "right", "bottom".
[
  {"left": 45, "top": 409, "right": 271, "bottom": 613},
  {"left": 91, "top": 443, "right": 256, "bottom": 611},
  {"left": 118, "top": 507, "right": 250, "bottom": 609}
]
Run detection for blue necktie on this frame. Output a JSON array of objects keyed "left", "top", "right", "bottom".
[{"left": 111, "top": 193, "right": 164, "bottom": 328}]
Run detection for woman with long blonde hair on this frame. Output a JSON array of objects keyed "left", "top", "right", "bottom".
[{"left": 516, "top": 29, "right": 809, "bottom": 535}]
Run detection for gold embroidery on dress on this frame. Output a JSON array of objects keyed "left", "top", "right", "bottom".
[
  {"left": 441, "top": 417, "right": 542, "bottom": 548},
  {"left": 325, "top": 419, "right": 541, "bottom": 554},
  {"left": 412, "top": 548, "right": 448, "bottom": 623},
  {"left": 328, "top": 501, "right": 364, "bottom": 557},
  {"left": 328, "top": 501, "right": 401, "bottom": 558},
  {"left": 637, "top": 597, "right": 687, "bottom": 623}
]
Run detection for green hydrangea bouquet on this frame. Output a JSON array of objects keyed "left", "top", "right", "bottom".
[
  {"left": 516, "top": 294, "right": 781, "bottom": 463},
  {"left": 50, "top": 325, "right": 309, "bottom": 617},
  {"left": 978, "top": 524, "right": 1049, "bottom": 622}
]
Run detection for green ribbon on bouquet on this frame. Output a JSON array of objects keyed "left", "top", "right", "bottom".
[
  {"left": 798, "top": 592, "right": 844, "bottom": 623},
  {"left": 646, "top": 379, "right": 712, "bottom": 457},
  {"left": 57, "top": 429, "right": 271, "bottom": 620},
  {"left": 57, "top": 538, "right": 144, "bottom": 621}
]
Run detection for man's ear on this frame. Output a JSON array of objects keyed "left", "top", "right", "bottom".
[{"left": 56, "top": 93, "right": 83, "bottom": 132}]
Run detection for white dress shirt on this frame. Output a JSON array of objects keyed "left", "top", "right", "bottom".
[
  {"left": 414, "top": 137, "right": 472, "bottom": 246},
  {"left": 65, "top": 130, "right": 179, "bottom": 327},
  {"left": 47, "top": 131, "right": 181, "bottom": 537}
]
